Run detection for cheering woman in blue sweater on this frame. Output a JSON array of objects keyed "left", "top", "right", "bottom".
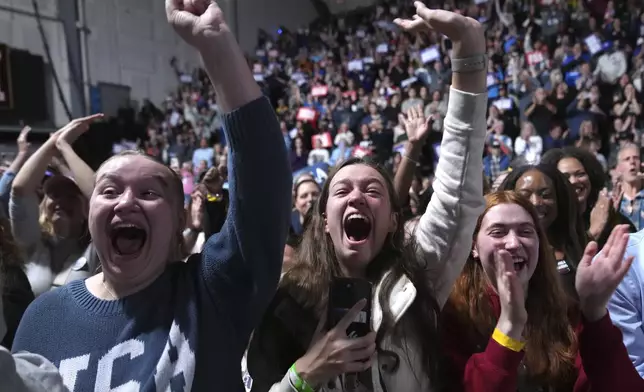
[{"left": 11, "top": 1, "right": 292, "bottom": 391}]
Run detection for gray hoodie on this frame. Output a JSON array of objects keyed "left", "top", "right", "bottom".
[{"left": 0, "top": 292, "right": 68, "bottom": 392}]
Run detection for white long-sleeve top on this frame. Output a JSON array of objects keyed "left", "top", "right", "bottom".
[{"left": 252, "top": 87, "right": 488, "bottom": 392}]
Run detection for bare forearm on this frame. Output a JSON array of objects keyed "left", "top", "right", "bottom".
[
  {"left": 524, "top": 104, "right": 536, "bottom": 117},
  {"left": 394, "top": 142, "right": 422, "bottom": 203},
  {"left": 199, "top": 33, "right": 262, "bottom": 113},
  {"left": 57, "top": 142, "right": 95, "bottom": 198},
  {"left": 7, "top": 151, "right": 28, "bottom": 174},
  {"left": 12, "top": 140, "right": 56, "bottom": 195}
]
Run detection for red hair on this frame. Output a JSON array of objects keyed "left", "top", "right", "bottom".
[{"left": 445, "top": 191, "right": 578, "bottom": 387}]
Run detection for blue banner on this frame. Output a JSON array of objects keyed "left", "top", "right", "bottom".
[{"left": 293, "top": 162, "right": 330, "bottom": 185}]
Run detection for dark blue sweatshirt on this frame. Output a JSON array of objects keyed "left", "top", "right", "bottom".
[{"left": 11, "top": 97, "right": 292, "bottom": 392}]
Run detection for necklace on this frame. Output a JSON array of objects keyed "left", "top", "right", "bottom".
[{"left": 102, "top": 279, "right": 117, "bottom": 300}]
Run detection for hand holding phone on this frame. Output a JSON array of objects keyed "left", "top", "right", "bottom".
[
  {"left": 327, "top": 278, "right": 372, "bottom": 337},
  {"left": 293, "top": 299, "right": 376, "bottom": 388}
]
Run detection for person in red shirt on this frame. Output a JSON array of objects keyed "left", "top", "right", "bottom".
[{"left": 441, "top": 190, "right": 643, "bottom": 391}]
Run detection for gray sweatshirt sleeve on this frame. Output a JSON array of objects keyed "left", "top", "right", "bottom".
[
  {"left": 0, "top": 347, "right": 69, "bottom": 392},
  {"left": 9, "top": 193, "right": 42, "bottom": 251}
]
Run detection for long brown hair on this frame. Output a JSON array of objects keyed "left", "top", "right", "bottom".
[
  {"left": 281, "top": 157, "right": 443, "bottom": 387},
  {"left": 446, "top": 191, "right": 578, "bottom": 387}
]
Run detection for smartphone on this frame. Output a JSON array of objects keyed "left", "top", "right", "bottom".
[{"left": 327, "top": 278, "right": 372, "bottom": 338}]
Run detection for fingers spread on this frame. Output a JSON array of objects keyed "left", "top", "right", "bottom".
[
  {"left": 580, "top": 241, "right": 598, "bottom": 267},
  {"left": 618, "top": 256, "right": 635, "bottom": 278}
]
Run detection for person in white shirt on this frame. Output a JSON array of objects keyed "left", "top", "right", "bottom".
[
  {"left": 307, "top": 136, "right": 330, "bottom": 166},
  {"left": 514, "top": 121, "right": 543, "bottom": 164}
]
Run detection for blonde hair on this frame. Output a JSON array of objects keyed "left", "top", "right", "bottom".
[{"left": 38, "top": 192, "right": 89, "bottom": 245}]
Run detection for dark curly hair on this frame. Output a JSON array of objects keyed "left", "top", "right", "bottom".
[
  {"left": 499, "top": 164, "right": 585, "bottom": 267},
  {"left": 541, "top": 147, "right": 606, "bottom": 221}
]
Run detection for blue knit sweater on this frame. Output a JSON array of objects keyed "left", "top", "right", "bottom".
[{"left": 11, "top": 97, "right": 292, "bottom": 392}]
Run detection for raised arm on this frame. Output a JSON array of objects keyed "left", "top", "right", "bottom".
[
  {"left": 166, "top": 0, "right": 291, "bottom": 331},
  {"left": 54, "top": 114, "right": 104, "bottom": 199},
  {"left": 393, "top": 106, "right": 430, "bottom": 205},
  {"left": 575, "top": 226, "right": 644, "bottom": 390},
  {"left": 10, "top": 117, "right": 102, "bottom": 250},
  {"left": 0, "top": 127, "right": 31, "bottom": 212},
  {"left": 395, "top": 4, "right": 487, "bottom": 307}
]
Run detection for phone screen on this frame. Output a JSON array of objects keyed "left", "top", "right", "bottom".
[{"left": 327, "top": 278, "right": 372, "bottom": 338}]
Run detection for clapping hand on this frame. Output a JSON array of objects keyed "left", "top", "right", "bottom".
[
  {"left": 17, "top": 126, "right": 31, "bottom": 154},
  {"left": 495, "top": 250, "right": 527, "bottom": 340},
  {"left": 54, "top": 114, "right": 104, "bottom": 149},
  {"left": 576, "top": 225, "right": 634, "bottom": 322},
  {"left": 398, "top": 106, "right": 431, "bottom": 145},
  {"left": 589, "top": 188, "right": 611, "bottom": 240},
  {"left": 294, "top": 299, "right": 376, "bottom": 387}
]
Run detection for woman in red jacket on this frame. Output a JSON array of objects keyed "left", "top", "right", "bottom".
[{"left": 441, "top": 190, "right": 643, "bottom": 391}]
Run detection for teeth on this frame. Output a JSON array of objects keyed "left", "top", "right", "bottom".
[
  {"left": 346, "top": 213, "right": 368, "bottom": 222},
  {"left": 113, "top": 223, "right": 141, "bottom": 230}
]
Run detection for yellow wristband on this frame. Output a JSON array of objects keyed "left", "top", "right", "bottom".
[{"left": 492, "top": 328, "right": 526, "bottom": 352}]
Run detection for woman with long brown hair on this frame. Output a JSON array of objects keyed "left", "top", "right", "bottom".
[
  {"left": 246, "top": 6, "right": 488, "bottom": 391},
  {"left": 442, "top": 191, "right": 643, "bottom": 391}
]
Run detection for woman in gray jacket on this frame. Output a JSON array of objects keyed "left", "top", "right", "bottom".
[{"left": 246, "top": 4, "right": 489, "bottom": 392}]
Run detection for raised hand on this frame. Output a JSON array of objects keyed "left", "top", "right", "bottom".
[
  {"left": 494, "top": 250, "right": 527, "bottom": 340},
  {"left": 394, "top": 2, "right": 485, "bottom": 58},
  {"left": 165, "top": 0, "right": 229, "bottom": 49},
  {"left": 189, "top": 185, "right": 206, "bottom": 230},
  {"left": 589, "top": 188, "right": 611, "bottom": 239},
  {"left": 398, "top": 106, "right": 431, "bottom": 145},
  {"left": 54, "top": 114, "right": 104, "bottom": 148},
  {"left": 294, "top": 299, "right": 376, "bottom": 387},
  {"left": 576, "top": 225, "right": 634, "bottom": 322},
  {"left": 17, "top": 126, "right": 31, "bottom": 154},
  {"left": 611, "top": 180, "right": 624, "bottom": 210}
]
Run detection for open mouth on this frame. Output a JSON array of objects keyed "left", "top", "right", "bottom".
[
  {"left": 110, "top": 223, "right": 147, "bottom": 256},
  {"left": 343, "top": 213, "right": 372, "bottom": 243},
  {"left": 572, "top": 185, "right": 584, "bottom": 196},
  {"left": 512, "top": 257, "right": 527, "bottom": 272}
]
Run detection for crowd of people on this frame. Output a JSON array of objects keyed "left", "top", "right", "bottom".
[{"left": 1, "top": 0, "right": 644, "bottom": 391}]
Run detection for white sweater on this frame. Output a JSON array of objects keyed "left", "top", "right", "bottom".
[{"left": 251, "top": 87, "right": 487, "bottom": 392}]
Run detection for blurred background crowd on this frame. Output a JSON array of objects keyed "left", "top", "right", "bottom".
[{"left": 98, "top": 0, "right": 644, "bottom": 232}]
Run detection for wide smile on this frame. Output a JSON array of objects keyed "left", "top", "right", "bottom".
[
  {"left": 512, "top": 256, "right": 528, "bottom": 272},
  {"left": 534, "top": 205, "right": 548, "bottom": 220},
  {"left": 343, "top": 212, "right": 372, "bottom": 245},
  {"left": 572, "top": 184, "right": 585, "bottom": 197},
  {"left": 109, "top": 222, "right": 148, "bottom": 258}
]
